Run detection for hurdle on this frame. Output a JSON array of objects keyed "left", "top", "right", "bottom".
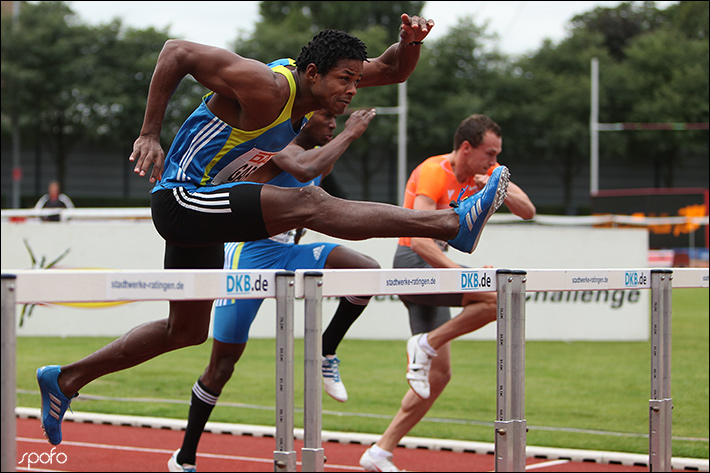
[
  {"left": 296, "top": 267, "right": 708, "bottom": 472},
  {"left": 0, "top": 269, "right": 296, "bottom": 473},
  {"left": 2, "top": 267, "right": 708, "bottom": 473}
]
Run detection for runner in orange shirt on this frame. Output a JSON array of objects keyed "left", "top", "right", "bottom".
[{"left": 361, "top": 114, "right": 536, "bottom": 472}]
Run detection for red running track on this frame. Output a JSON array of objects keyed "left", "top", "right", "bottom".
[{"left": 15, "top": 417, "right": 689, "bottom": 472}]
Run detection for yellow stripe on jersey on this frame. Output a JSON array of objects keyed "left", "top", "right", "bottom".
[{"left": 201, "top": 65, "right": 298, "bottom": 185}]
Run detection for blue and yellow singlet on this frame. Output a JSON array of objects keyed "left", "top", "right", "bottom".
[{"left": 153, "top": 61, "right": 307, "bottom": 193}]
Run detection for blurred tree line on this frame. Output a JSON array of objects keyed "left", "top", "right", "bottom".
[{"left": 1, "top": 1, "right": 708, "bottom": 212}]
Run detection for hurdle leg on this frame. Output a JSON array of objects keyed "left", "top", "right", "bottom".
[
  {"left": 1, "top": 274, "right": 17, "bottom": 473},
  {"left": 274, "top": 271, "right": 297, "bottom": 472},
  {"left": 302, "top": 271, "right": 325, "bottom": 472},
  {"left": 649, "top": 269, "right": 673, "bottom": 472},
  {"left": 494, "top": 270, "right": 527, "bottom": 472}
]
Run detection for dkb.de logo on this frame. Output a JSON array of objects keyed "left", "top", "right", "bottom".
[
  {"left": 624, "top": 271, "right": 648, "bottom": 287},
  {"left": 226, "top": 273, "right": 269, "bottom": 294},
  {"left": 461, "top": 271, "right": 492, "bottom": 290}
]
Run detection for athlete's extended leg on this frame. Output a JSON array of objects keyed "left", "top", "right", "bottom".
[
  {"left": 405, "top": 293, "right": 496, "bottom": 399},
  {"left": 320, "top": 246, "right": 379, "bottom": 402},
  {"left": 171, "top": 243, "right": 265, "bottom": 470},
  {"left": 56, "top": 299, "right": 213, "bottom": 399},
  {"left": 260, "top": 185, "right": 459, "bottom": 242},
  {"left": 38, "top": 244, "right": 224, "bottom": 446},
  {"left": 370, "top": 344, "right": 452, "bottom": 457},
  {"left": 321, "top": 246, "right": 379, "bottom": 356},
  {"left": 426, "top": 292, "right": 497, "bottom": 350},
  {"left": 38, "top": 299, "right": 213, "bottom": 446},
  {"left": 258, "top": 166, "right": 510, "bottom": 254},
  {"left": 171, "top": 340, "right": 247, "bottom": 469}
]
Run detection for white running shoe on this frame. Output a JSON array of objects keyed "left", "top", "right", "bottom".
[
  {"left": 322, "top": 355, "right": 348, "bottom": 402},
  {"left": 360, "top": 446, "right": 403, "bottom": 472},
  {"left": 406, "top": 334, "right": 434, "bottom": 399},
  {"left": 168, "top": 449, "right": 196, "bottom": 472}
]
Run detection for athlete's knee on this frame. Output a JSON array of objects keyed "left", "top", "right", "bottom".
[
  {"left": 430, "top": 365, "right": 452, "bottom": 394},
  {"left": 170, "top": 327, "right": 209, "bottom": 349},
  {"left": 200, "top": 349, "right": 243, "bottom": 393},
  {"left": 464, "top": 294, "right": 497, "bottom": 323},
  {"left": 483, "top": 300, "right": 497, "bottom": 323},
  {"left": 208, "top": 360, "right": 236, "bottom": 390},
  {"left": 165, "top": 318, "right": 209, "bottom": 348},
  {"left": 360, "top": 254, "right": 380, "bottom": 269},
  {"left": 325, "top": 246, "right": 381, "bottom": 270},
  {"left": 294, "top": 186, "right": 335, "bottom": 219},
  {"left": 166, "top": 301, "right": 211, "bottom": 348},
  {"left": 296, "top": 185, "right": 330, "bottom": 205}
]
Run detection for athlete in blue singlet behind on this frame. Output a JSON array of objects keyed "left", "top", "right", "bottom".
[
  {"left": 36, "top": 14, "right": 511, "bottom": 447},
  {"left": 169, "top": 103, "right": 377, "bottom": 471}
]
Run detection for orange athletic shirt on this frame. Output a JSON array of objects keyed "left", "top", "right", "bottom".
[{"left": 398, "top": 154, "right": 482, "bottom": 247}]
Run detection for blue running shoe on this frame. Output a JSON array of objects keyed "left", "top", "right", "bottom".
[
  {"left": 448, "top": 165, "right": 510, "bottom": 253},
  {"left": 37, "top": 365, "right": 76, "bottom": 445}
]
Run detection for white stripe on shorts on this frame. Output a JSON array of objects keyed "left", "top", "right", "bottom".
[{"left": 173, "top": 187, "right": 232, "bottom": 213}]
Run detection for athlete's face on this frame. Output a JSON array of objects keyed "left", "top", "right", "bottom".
[
  {"left": 302, "top": 110, "right": 338, "bottom": 146},
  {"left": 459, "top": 130, "right": 502, "bottom": 178},
  {"left": 310, "top": 59, "right": 363, "bottom": 115}
]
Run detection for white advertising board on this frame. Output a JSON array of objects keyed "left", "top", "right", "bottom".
[{"left": 1, "top": 221, "right": 649, "bottom": 340}]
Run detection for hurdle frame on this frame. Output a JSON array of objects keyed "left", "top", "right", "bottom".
[
  {"left": 274, "top": 271, "right": 297, "bottom": 472},
  {"left": 0, "top": 269, "right": 296, "bottom": 473},
  {"left": 494, "top": 270, "right": 527, "bottom": 472},
  {"left": 302, "top": 271, "right": 325, "bottom": 472},
  {"left": 649, "top": 269, "right": 673, "bottom": 472},
  {"left": 296, "top": 267, "right": 707, "bottom": 472},
  {"left": 2, "top": 267, "right": 708, "bottom": 473}
]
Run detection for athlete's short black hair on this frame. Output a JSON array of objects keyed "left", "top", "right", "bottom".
[
  {"left": 454, "top": 114, "right": 502, "bottom": 150},
  {"left": 296, "top": 29, "right": 368, "bottom": 75}
]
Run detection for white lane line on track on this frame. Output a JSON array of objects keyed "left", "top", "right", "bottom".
[
  {"left": 17, "top": 437, "right": 364, "bottom": 471},
  {"left": 17, "top": 468, "right": 66, "bottom": 472},
  {"left": 526, "top": 459, "right": 571, "bottom": 469}
]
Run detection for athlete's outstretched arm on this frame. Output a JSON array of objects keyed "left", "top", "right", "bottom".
[
  {"left": 473, "top": 173, "right": 536, "bottom": 220},
  {"left": 359, "top": 14, "right": 435, "bottom": 88},
  {"left": 272, "top": 109, "right": 376, "bottom": 182},
  {"left": 503, "top": 181, "right": 536, "bottom": 220}
]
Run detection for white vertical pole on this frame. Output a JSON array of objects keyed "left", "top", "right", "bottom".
[
  {"left": 302, "top": 271, "right": 324, "bottom": 472},
  {"left": 494, "top": 270, "right": 527, "bottom": 472},
  {"left": 397, "top": 81, "right": 408, "bottom": 206},
  {"left": 1, "top": 274, "right": 17, "bottom": 473},
  {"left": 274, "top": 271, "right": 296, "bottom": 472},
  {"left": 590, "top": 57, "right": 599, "bottom": 196},
  {"left": 649, "top": 269, "right": 673, "bottom": 472}
]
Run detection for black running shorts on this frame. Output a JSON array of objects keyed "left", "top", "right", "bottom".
[
  {"left": 151, "top": 184, "right": 271, "bottom": 270},
  {"left": 393, "top": 244, "right": 464, "bottom": 335}
]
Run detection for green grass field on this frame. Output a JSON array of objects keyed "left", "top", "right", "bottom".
[{"left": 15, "top": 288, "right": 708, "bottom": 459}]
